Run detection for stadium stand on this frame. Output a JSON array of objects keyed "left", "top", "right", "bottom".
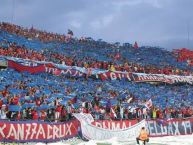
[{"left": 0, "top": 22, "right": 193, "bottom": 123}]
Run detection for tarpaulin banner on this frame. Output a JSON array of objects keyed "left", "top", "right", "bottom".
[
  {"left": 97, "top": 71, "right": 132, "bottom": 81},
  {"left": 73, "top": 113, "right": 146, "bottom": 141},
  {"left": 132, "top": 73, "right": 193, "bottom": 85},
  {"left": 45, "top": 67, "right": 84, "bottom": 77},
  {"left": 92, "top": 120, "right": 138, "bottom": 130},
  {"left": 92, "top": 118, "right": 193, "bottom": 137},
  {"left": 0, "top": 116, "right": 193, "bottom": 142},
  {"left": 0, "top": 120, "right": 79, "bottom": 142},
  {"left": 74, "top": 113, "right": 193, "bottom": 140},
  {"left": 5, "top": 57, "right": 193, "bottom": 84},
  {"left": 8, "top": 60, "right": 45, "bottom": 74},
  {"left": 147, "top": 118, "right": 193, "bottom": 137}
]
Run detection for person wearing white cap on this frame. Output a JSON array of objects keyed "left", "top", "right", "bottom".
[{"left": 0, "top": 104, "right": 7, "bottom": 119}]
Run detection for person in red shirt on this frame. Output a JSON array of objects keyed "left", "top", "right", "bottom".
[
  {"left": 36, "top": 98, "right": 41, "bottom": 106},
  {"left": 0, "top": 99, "right": 3, "bottom": 108},
  {"left": 55, "top": 105, "right": 62, "bottom": 122},
  {"left": 17, "top": 111, "right": 21, "bottom": 120},
  {"left": 32, "top": 110, "right": 39, "bottom": 120},
  {"left": 13, "top": 95, "right": 19, "bottom": 105},
  {"left": 2, "top": 89, "right": 9, "bottom": 97},
  {"left": 40, "top": 110, "right": 47, "bottom": 121},
  {"left": 61, "top": 106, "right": 67, "bottom": 121}
]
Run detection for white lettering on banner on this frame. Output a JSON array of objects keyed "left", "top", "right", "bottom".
[
  {"left": 122, "top": 122, "right": 127, "bottom": 129},
  {"left": 45, "top": 67, "right": 48, "bottom": 72},
  {"left": 102, "top": 122, "right": 107, "bottom": 129},
  {"left": 154, "top": 121, "right": 161, "bottom": 136},
  {"left": 148, "top": 121, "right": 155, "bottom": 135},
  {"left": 95, "top": 122, "right": 101, "bottom": 128},
  {"left": 25, "top": 124, "right": 31, "bottom": 140},
  {"left": 185, "top": 121, "right": 192, "bottom": 133},
  {"left": 111, "top": 122, "right": 120, "bottom": 130},
  {"left": 59, "top": 124, "right": 65, "bottom": 138},
  {"left": 134, "top": 73, "right": 175, "bottom": 84},
  {"left": 63, "top": 125, "right": 66, "bottom": 138},
  {"left": 71, "top": 71, "right": 78, "bottom": 76},
  {"left": 168, "top": 122, "right": 174, "bottom": 135},
  {"left": 136, "top": 74, "right": 144, "bottom": 81},
  {"left": 8, "top": 59, "right": 193, "bottom": 84},
  {"left": 110, "top": 72, "right": 117, "bottom": 80},
  {"left": 173, "top": 122, "right": 180, "bottom": 135},
  {"left": 45, "top": 67, "right": 56, "bottom": 73},
  {"left": 66, "top": 123, "right": 72, "bottom": 136},
  {"left": 68, "top": 69, "right": 72, "bottom": 75},
  {"left": 126, "top": 74, "right": 131, "bottom": 81},
  {"left": 134, "top": 73, "right": 193, "bottom": 84},
  {"left": 17, "top": 124, "right": 24, "bottom": 140},
  {"left": 79, "top": 71, "right": 83, "bottom": 76},
  {"left": 182, "top": 121, "right": 192, "bottom": 134},
  {"left": 147, "top": 120, "right": 193, "bottom": 136},
  {"left": 0, "top": 120, "right": 78, "bottom": 142},
  {"left": 36, "top": 124, "right": 46, "bottom": 139},
  {"left": 143, "top": 75, "right": 149, "bottom": 81},
  {"left": 171, "top": 76, "right": 193, "bottom": 84},
  {"left": 0, "top": 124, "right": 6, "bottom": 138},
  {"left": 107, "top": 122, "right": 111, "bottom": 129},
  {"left": 160, "top": 125, "right": 167, "bottom": 135},
  {"left": 93, "top": 121, "right": 130, "bottom": 130},
  {"left": 53, "top": 125, "right": 59, "bottom": 139},
  {"left": 63, "top": 69, "right": 71, "bottom": 75},
  {"left": 47, "top": 124, "right": 53, "bottom": 139},
  {"left": 7, "top": 124, "right": 17, "bottom": 139},
  {"left": 30, "top": 123, "right": 37, "bottom": 139},
  {"left": 60, "top": 70, "right": 65, "bottom": 74}
]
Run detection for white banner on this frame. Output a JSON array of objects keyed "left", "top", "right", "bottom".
[
  {"left": 73, "top": 113, "right": 146, "bottom": 141},
  {"left": 73, "top": 113, "right": 94, "bottom": 124}
]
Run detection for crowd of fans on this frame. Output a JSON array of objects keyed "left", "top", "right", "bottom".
[
  {"left": 0, "top": 40, "right": 192, "bottom": 76},
  {"left": 0, "top": 69, "right": 192, "bottom": 122},
  {"left": 0, "top": 22, "right": 71, "bottom": 42},
  {"left": 0, "top": 42, "right": 46, "bottom": 61},
  {"left": 1, "top": 22, "right": 192, "bottom": 75},
  {"left": 173, "top": 48, "right": 193, "bottom": 66},
  {"left": 0, "top": 22, "right": 193, "bottom": 122}
]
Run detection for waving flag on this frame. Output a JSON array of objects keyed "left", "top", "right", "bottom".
[
  {"left": 144, "top": 99, "right": 153, "bottom": 109},
  {"left": 111, "top": 107, "right": 117, "bottom": 118}
]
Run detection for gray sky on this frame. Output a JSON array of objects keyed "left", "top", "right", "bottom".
[{"left": 0, "top": 0, "right": 193, "bottom": 50}]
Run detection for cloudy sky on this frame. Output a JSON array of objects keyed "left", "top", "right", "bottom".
[{"left": 0, "top": 0, "right": 193, "bottom": 50}]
